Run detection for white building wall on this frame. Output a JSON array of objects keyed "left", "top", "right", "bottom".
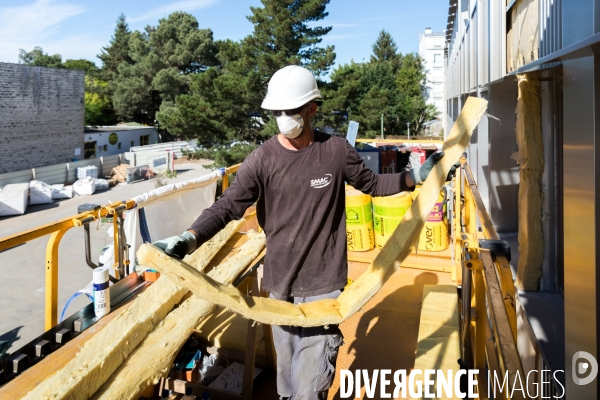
[
  {"left": 419, "top": 28, "right": 446, "bottom": 118},
  {"left": 84, "top": 127, "right": 158, "bottom": 158}
]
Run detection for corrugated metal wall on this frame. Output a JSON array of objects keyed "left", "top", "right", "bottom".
[
  {"left": 0, "top": 154, "right": 123, "bottom": 187},
  {"left": 539, "top": 0, "right": 562, "bottom": 57}
]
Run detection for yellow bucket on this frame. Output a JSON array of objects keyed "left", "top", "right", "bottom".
[
  {"left": 372, "top": 191, "right": 413, "bottom": 249},
  {"left": 345, "top": 187, "right": 375, "bottom": 251},
  {"left": 413, "top": 186, "right": 449, "bottom": 251}
]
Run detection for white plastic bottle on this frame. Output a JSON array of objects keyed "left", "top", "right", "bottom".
[{"left": 93, "top": 267, "right": 110, "bottom": 318}]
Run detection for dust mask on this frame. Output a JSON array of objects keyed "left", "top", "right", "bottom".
[{"left": 276, "top": 113, "right": 304, "bottom": 139}]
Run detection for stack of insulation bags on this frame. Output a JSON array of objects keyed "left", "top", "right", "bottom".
[
  {"left": 29, "top": 180, "right": 74, "bottom": 204},
  {"left": 344, "top": 185, "right": 449, "bottom": 252},
  {"left": 74, "top": 166, "right": 98, "bottom": 196}
]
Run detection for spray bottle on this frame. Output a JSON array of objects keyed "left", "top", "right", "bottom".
[{"left": 93, "top": 267, "right": 110, "bottom": 318}]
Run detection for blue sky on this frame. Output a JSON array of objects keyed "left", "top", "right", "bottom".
[{"left": 0, "top": 0, "right": 449, "bottom": 72}]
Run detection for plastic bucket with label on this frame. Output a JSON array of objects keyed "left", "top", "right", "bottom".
[
  {"left": 372, "top": 191, "right": 413, "bottom": 249},
  {"left": 345, "top": 187, "right": 375, "bottom": 251}
]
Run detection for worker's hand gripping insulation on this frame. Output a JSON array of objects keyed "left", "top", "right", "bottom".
[
  {"left": 410, "top": 151, "right": 459, "bottom": 185},
  {"left": 153, "top": 231, "right": 197, "bottom": 260}
]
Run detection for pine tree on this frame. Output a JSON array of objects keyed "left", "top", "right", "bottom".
[
  {"left": 371, "top": 30, "right": 398, "bottom": 63},
  {"left": 243, "top": 0, "right": 336, "bottom": 78},
  {"left": 98, "top": 13, "right": 133, "bottom": 83},
  {"left": 112, "top": 12, "right": 218, "bottom": 124}
]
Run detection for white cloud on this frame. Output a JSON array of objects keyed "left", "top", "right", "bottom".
[
  {"left": 0, "top": 0, "right": 85, "bottom": 63},
  {"left": 128, "top": 0, "right": 218, "bottom": 23}
]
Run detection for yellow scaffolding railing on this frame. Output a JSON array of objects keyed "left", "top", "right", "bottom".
[
  {"left": 457, "top": 159, "right": 524, "bottom": 400},
  {"left": 0, "top": 163, "right": 241, "bottom": 331}
]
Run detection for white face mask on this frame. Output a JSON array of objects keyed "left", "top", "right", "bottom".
[{"left": 276, "top": 113, "right": 304, "bottom": 139}]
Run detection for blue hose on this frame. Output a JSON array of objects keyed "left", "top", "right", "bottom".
[{"left": 60, "top": 291, "right": 94, "bottom": 322}]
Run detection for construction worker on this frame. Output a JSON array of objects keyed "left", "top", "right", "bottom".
[{"left": 155, "top": 65, "right": 450, "bottom": 400}]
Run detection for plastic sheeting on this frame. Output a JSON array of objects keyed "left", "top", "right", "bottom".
[{"left": 124, "top": 171, "right": 221, "bottom": 266}]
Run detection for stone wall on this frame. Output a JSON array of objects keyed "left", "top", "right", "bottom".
[{"left": 0, "top": 63, "right": 85, "bottom": 174}]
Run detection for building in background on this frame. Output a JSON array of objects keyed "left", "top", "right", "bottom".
[
  {"left": 83, "top": 126, "right": 158, "bottom": 159},
  {"left": 0, "top": 63, "right": 84, "bottom": 174},
  {"left": 418, "top": 27, "right": 446, "bottom": 118}
]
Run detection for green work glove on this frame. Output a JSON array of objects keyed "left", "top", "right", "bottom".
[
  {"left": 410, "top": 151, "right": 457, "bottom": 185},
  {"left": 153, "top": 231, "right": 197, "bottom": 260}
]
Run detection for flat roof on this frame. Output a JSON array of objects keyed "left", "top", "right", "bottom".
[{"left": 85, "top": 126, "right": 155, "bottom": 133}]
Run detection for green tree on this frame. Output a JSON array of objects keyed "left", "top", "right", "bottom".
[
  {"left": 157, "top": 0, "right": 336, "bottom": 157},
  {"left": 112, "top": 12, "right": 218, "bottom": 124},
  {"left": 64, "top": 59, "right": 99, "bottom": 76},
  {"left": 370, "top": 30, "right": 398, "bottom": 64},
  {"left": 98, "top": 14, "right": 133, "bottom": 83},
  {"left": 244, "top": 0, "right": 335, "bottom": 78},
  {"left": 84, "top": 76, "right": 114, "bottom": 125},
  {"left": 323, "top": 32, "right": 436, "bottom": 138},
  {"left": 18, "top": 46, "right": 64, "bottom": 68}
]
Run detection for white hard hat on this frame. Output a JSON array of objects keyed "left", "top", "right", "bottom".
[{"left": 261, "top": 65, "right": 322, "bottom": 110}]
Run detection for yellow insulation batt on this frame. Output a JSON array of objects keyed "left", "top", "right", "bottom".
[{"left": 512, "top": 72, "right": 544, "bottom": 290}]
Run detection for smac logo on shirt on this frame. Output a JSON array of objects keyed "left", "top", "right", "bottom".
[{"left": 311, "top": 174, "right": 333, "bottom": 188}]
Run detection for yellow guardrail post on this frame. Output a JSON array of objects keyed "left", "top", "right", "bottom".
[
  {"left": 45, "top": 229, "right": 68, "bottom": 330},
  {"left": 222, "top": 163, "right": 241, "bottom": 193},
  {"left": 461, "top": 234, "right": 486, "bottom": 371},
  {"left": 463, "top": 164, "right": 518, "bottom": 341}
]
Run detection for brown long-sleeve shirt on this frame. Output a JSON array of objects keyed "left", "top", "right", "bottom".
[{"left": 189, "top": 131, "right": 411, "bottom": 298}]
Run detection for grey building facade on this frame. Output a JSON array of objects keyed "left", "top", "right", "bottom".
[
  {"left": 445, "top": 0, "right": 600, "bottom": 398},
  {"left": 0, "top": 63, "right": 85, "bottom": 174}
]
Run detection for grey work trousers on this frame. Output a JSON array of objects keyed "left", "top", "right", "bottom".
[{"left": 271, "top": 290, "right": 344, "bottom": 400}]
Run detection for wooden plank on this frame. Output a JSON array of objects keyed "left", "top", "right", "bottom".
[
  {"left": 241, "top": 318, "right": 258, "bottom": 400},
  {"left": 21, "top": 219, "right": 244, "bottom": 400},
  {"left": 136, "top": 97, "right": 488, "bottom": 327},
  {"left": 92, "top": 232, "right": 266, "bottom": 400},
  {"left": 348, "top": 246, "right": 453, "bottom": 273}
]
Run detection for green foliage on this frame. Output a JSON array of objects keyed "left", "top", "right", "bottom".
[
  {"left": 370, "top": 30, "right": 399, "bottom": 65},
  {"left": 18, "top": 47, "right": 63, "bottom": 68},
  {"left": 64, "top": 59, "right": 99, "bottom": 75},
  {"left": 112, "top": 12, "right": 218, "bottom": 124},
  {"left": 98, "top": 14, "right": 133, "bottom": 84},
  {"left": 84, "top": 76, "right": 115, "bottom": 125},
  {"left": 157, "top": 0, "right": 335, "bottom": 146},
  {"left": 319, "top": 31, "right": 438, "bottom": 138},
  {"left": 183, "top": 143, "right": 258, "bottom": 169}
]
